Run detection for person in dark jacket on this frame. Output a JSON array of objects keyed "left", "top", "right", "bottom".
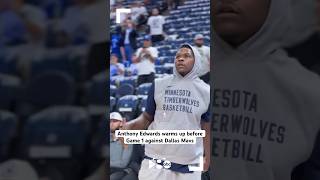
[{"left": 121, "top": 19, "right": 138, "bottom": 67}]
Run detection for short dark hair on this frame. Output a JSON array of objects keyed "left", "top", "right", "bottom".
[{"left": 179, "top": 44, "right": 195, "bottom": 58}]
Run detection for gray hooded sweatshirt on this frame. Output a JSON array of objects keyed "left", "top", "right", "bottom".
[
  {"left": 145, "top": 44, "right": 210, "bottom": 165},
  {"left": 212, "top": 0, "right": 320, "bottom": 179}
]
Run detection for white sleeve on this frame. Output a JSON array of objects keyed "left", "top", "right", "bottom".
[
  {"left": 151, "top": 48, "right": 159, "bottom": 58},
  {"left": 147, "top": 17, "right": 152, "bottom": 26},
  {"left": 161, "top": 16, "right": 166, "bottom": 25},
  {"left": 205, "top": 46, "right": 210, "bottom": 59},
  {"left": 136, "top": 48, "right": 141, "bottom": 56},
  {"left": 118, "top": 63, "right": 125, "bottom": 71},
  {"left": 142, "top": 7, "right": 148, "bottom": 15}
]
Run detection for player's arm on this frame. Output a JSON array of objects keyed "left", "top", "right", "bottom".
[
  {"left": 201, "top": 121, "right": 211, "bottom": 172},
  {"left": 201, "top": 108, "right": 211, "bottom": 172},
  {"left": 123, "top": 112, "right": 152, "bottom": 130},
  {"left": 124, "top": 82, "right": 156, "bottom": 130}
]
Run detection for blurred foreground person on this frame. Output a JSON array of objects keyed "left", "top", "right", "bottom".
[{"left": 212, "top": 0, "right": 320, "bottom": 179}]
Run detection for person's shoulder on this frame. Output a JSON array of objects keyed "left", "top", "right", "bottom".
[
  {"left": 117, "top": 63, "right": 125, "bottom": 68},
  {"left": 131, "top": 7, "right": 138, "bottom": 11},
  {"left": 202, "top": 81, "right": 210, "bottom": 91},
  {"left": 195, "top": 78, "right": 210, "bottom": 91},
  {"left": 154, "top": 75, "right": 174, "bottom": 87},
  {"left": 204, "top": 45, "right": 210, "bottom": 50},
  {"left": 159, "top": 15, "right": 165, "bottom": 21},
  {"left": 268, "top": 50, "right": 320, "bottom": 98},
  {"left": 141, "top": 6, "right": 147, "bottom": 11},
  {"left": 149, "top": 46, "right": 158, "bottom": 50},
  {"left": 155, "top": 75, "right": 173, "bottom": 82}
]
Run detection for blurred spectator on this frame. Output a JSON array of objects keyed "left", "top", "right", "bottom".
[
  {"left": 84, "top": 0, "right": 108, "bottom": 79},
  {"left": 110, "top": 54, "right": 125, "bottom": 77},
  {"left": 59, "top": 0, "right": 89, "bottom": 45},
  {"left": 130, "top": 1, "right": 148, "bottom": 26},
  {"left": 135, "top": 35, "right": 158, "bottom": 85},
  {"left": 0, "top": 159, "right": 39, "bottom": 180},
  {"left": 127, "top": 54, "right": 139, "bottom": 76},
  {"left": 147, "top": 8, "right": 165, "bottom": 43},
  {"left": 165, "top": 0, "right": 183, "bottom": 10},
  {"left": 110, "top": 112, "right": 132, "bottom": 169},
  {"left": 143, "top": 0, "right": 161, "bottom": 13},
  {"left": 110, "top": 112, "right": 138, "bottom": 180},
  {"left": 0, "top": 0, "right": 46, "bottom": 46},
  {"left": 193, "top": 34, "right": 210, "bottom": 83},
  {"left": 121, "top": 19, "right": 138, "bottom": 66},
  {"left": 111, "top": 26, "right": 126, "bottom": 62}
]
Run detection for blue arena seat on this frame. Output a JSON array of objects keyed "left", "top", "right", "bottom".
[
  {"left": 18, "top": 71, "right": 75, "bottom": 118},
  {"left": 119, "top": 76, "right": 137, "bottom": 88},
  {"left": 136, "top": 83, "right": 152, "bottom": 98},
  {"left": 30, "top": 50, "right": 81, "bottom": 81},
  {"left": 0, "top": 74, "right": 21, "bottom": 110},
  {"left": 117, "top": 83, "right": 135, "bottom": 98},
  {"left": 20, "top": 106, "right": 90, "bottom": 158},
  {"left": 116, "top": 95, "right": 139, "bottom": 120},
  {"left": 155, "top": 66, "right": 167, "bottom": 74},
  {"left": 19, "top": 106, "right": 90, "bottom": 179},
  {"left": 25, "top": 71, "right": 75, "bottom": 106},
  {"left": 0, "top": 54, "right": 18, "bottom": 76},
  {"left": 0, "top": 111, "right": 17, "bottom": 161}
]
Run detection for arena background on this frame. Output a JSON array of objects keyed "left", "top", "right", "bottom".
[{"left": 0, "top": 0, "right": 107, "bottom": 179}]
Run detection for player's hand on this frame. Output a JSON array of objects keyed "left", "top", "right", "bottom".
[
  {"left": 144, "top": 53, "right": 152, "bottom": 59},
  {"left": 203, "top": 155, "right": 210, "bottom": 172}
]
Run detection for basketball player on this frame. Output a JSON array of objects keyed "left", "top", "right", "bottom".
[{"left": 121, "top": 44, "right": 211, "bottom": 180}]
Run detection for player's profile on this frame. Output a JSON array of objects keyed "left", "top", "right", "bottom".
[{"left": 109, "top": 0, "right": 211, "bottom": 180}]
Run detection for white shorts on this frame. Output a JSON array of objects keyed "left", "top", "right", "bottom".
[{"left": 138, "top": 159, "right": 202, "bottom": 180}]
